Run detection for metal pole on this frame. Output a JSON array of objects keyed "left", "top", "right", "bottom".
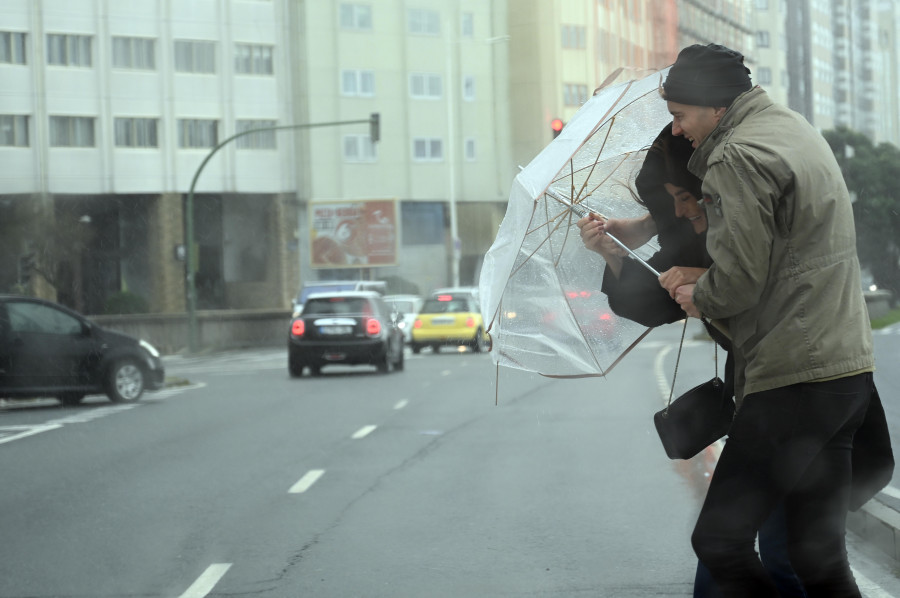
[{"left": 184, "top": 116, "right": 378, "bottom": 352}]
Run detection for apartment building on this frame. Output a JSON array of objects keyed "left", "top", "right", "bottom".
[
  {"left": 0, "top": 0, "right": 298, "bottom": 314},
  {"left": 286, "top": 0, "right": 513, "bottom": 293}
]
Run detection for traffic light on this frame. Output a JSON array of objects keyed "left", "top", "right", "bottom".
[
  {"left": 551, "top": 118, "right": 564, "bottom": 138},
  {"left": 369, "top": 112, "right": 380, "bottom": 143}
]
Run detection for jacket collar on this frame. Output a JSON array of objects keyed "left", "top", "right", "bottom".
[{"left": 687, "top": 86, "right": 772, "bottom": 179}]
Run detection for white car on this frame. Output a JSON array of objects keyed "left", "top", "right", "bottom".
[{"left": 383, "top": 294, "right": 424, "bottom": 344}]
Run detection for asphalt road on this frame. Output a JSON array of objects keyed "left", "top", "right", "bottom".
[{"left": 1, "top": 320, "right": 899, "bottom": 597}]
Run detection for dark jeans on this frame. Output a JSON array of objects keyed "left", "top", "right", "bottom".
[
  {"left": 693, "top": 502, "right": 806, "bottom": 597},
  {"left": 692, "top": 372, "right": 871, "bottom": 598}
]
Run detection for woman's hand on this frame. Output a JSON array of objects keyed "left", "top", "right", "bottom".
[{"left": 577, "top": 214, "right": 625, "bottom": 276}]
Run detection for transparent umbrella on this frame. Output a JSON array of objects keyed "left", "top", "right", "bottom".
[{"left": 479, "top": 68, "right": 673, "bottom": 378}]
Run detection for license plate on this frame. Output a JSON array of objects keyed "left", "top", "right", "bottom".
[
  {"left": 320, "top": 325, "right": 352, "bottom": 335},
  {"left": 432, "top": 316, "right": 455, "bottom": 325}
]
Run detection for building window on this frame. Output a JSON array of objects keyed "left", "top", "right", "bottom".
[
  {"left": 177, "top": 119, "right": 218, "bottom": 148},
  {"left": 340, "top": 3, "right": 372, "bottom": 30},
  {"left": 343, "top": 134, "right": 376, "bottom": 162},
  {"left": 408, "top": 8, "right": 440, "bottom": 35},
  {"left": 562, "top": 25, "right": 586, "bottom": 49},
  {"left": 236, "top": 119, "right": 277, "bottom": 149},
  {"left": 114, "top": 117, "right": 158, "bottom": 147},
  {"left": 0, "top": 32, "right": 27, "bottom": 64},
  {"left": 0, "top": 115, "right": 29, "bottom": 147},
  {"left": 401, "top": 201, "right": 444, "bottom": 245},
  {"left": 112, "top": 37, "right": 156, "bottom": 70},
  {"left": 755, "top": 31, "right": 770, "bottom": 48},
  {"left": 461, "top": 13, "right": 474, "bottom": 37},
  {"left": 47, "top": 34, "right": 92, "bottom": 67},
  {"left": 463, "top": 75, "right": 475, "bottom": 101},
  {"left": 464, "top": 138, "right": 476, "bottom": 161},
  {"left": 409, "top": 73, "right": 442, "bottom": 99},
  {"left": 563, "top": 83, "right": 589, "bottom": 106},
  {"left": 341, "top": 69, "right": 375, "bottom": 96},
  {"left": 49, "top": 116, "right": 95, "bottom": 147},
  {"left": 757, "top": 67, "right": 772, "bottom": 86},
  {"left": 235, "top": 43, "right": 273, "bottom": 75},
  {"left": 412, "top": 137, "right": 443, "bottom": 161},
  {"left": 174, "top": 40, "right": 216, "bottom": 74}
]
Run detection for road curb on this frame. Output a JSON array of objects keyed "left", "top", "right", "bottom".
[{"left": 847, "top": 496, "right": 900, "bottom": 561}]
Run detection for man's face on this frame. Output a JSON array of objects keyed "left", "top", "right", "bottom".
[{"left": 667, "top": 101, "right": 724, "bottom": 149}]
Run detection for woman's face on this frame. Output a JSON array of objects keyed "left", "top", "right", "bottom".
[{"left": 664, "top": 182, "right": 707, "bottom": 234}]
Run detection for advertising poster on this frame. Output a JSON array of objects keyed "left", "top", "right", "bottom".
[{"left": 309, "top": 199, "right": 398, "bottom": 268}]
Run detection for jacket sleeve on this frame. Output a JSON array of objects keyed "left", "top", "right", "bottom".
[
  {"left": 602, "top": 259, "right": 684, "bottom": 327},
  {"left": 692, "top": 147, "right": 780, "bottom": 319}
]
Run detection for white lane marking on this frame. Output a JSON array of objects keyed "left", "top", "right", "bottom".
[
  {"left": 852, "top": 566, "right": 894, "bottom": 598},
  {"left": 440, "top": 370, "right": 452, "bottom": 376},
  {"left": 394, "top": 399, "right": 408, "bottom": 410},
  {"left": 653, "top": 345, "right": 673, "bottom": 404},
  {"left": 289, "top": 469, "right": 325, "bottom": 494},
  {"left": 0, "top": 424, "right": 63, "bottom": 445},
  {"left": 351, "top": 425, "right": 377, "bottom": 439},
  {"left": 178, "top": 563, "right": 232, "bottom": 598},
  {"left": 878, "top": 485, "right": 900, "bottom": 501}
]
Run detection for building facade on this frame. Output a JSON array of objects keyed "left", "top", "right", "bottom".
[{"left": 0, "top": 0, "right": 299, "bottom": 314}]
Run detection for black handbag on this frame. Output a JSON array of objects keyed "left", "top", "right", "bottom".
[{"left": 654, "top": 320, "right": 735, "bottom": 460}]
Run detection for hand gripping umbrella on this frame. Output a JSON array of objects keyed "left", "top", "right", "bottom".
[{"left": 479, "top": 68, "right": 672, "bottom": 378}]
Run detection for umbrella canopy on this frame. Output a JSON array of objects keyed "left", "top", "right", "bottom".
[{"left": 479, "top": 68, "right": 673, "bottom": 378}]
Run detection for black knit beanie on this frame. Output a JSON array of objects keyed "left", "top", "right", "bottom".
[{"left": 663, "top": 43, "right": 752, "bottom": 107}]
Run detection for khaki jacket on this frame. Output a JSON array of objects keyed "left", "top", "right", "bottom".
[{"left": 688, "top": 87, "right": 874, "bottom": 400}]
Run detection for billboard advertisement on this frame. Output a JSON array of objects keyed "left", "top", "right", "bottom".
[{"left": 309, "top": 199, "right": 398, "bottom": 268}]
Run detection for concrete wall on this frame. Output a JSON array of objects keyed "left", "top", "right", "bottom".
[{"left": 91, "top": 309, "right": 292, "bottom": 355}]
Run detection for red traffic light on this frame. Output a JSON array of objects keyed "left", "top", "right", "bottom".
[{"left": 551, "top": 118, "right": 564, "bottom": 132}]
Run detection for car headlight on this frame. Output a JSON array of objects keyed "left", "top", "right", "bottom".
[{"left": 140, "top": 339, "right": 160, "bottom": 358}]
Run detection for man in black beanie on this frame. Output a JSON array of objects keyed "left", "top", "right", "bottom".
[{"left": 658, "top": 43, "right": 877, "bottom": 597}]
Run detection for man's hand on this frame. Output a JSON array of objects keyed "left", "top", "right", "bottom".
[
  {"left": 659, "top": 267, "right": 708, "bottom": 298},
  {"left": 672, "top": 283, "right": 701, "bottom": 318}
]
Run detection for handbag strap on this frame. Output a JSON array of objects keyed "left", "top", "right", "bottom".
[{"left": 663, "top": 319, "right": 718, "bottom": 417}]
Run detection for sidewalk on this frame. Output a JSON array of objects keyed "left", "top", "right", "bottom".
[{"left": 847, "top": 490, "right": 900, "bottom": 562}]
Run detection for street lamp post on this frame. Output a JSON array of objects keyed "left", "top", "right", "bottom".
[{"left": 184, "top": 114, "right": 380, "bottom": 352}]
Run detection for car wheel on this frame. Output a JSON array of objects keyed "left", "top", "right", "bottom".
[
  {"left": 289, "top": 357, "right": 304, "bottom": 378},
  {"left": 376, "top": 351, "right": 390, "bottom": 374},
  {"left": 393, "top": 345, "right": 405, "bottom": 371},
  {"left": 472, "top": 328, "right": 485, "bottom": 353},
  {"left": 57, "top": 392, "right": 85, "bottom": 406},
  {"left": 105, "top": 359, "right": 145, "bottom": 403},
  {"left": 411, "top": 343, "right": 422, "bottom": 354}
]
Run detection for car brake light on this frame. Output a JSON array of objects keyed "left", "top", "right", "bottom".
[
  {"left": 366, "top": 318, "right": 381, "bottom": 336},
  {"left": 414, "top": 319, "right": 422, "bottom": 329},
  {"left": 466, "top": 316, "right": 475, "bottom": 327},
  {"left": 291, "top": 319, "right": 305, "bottom": 336},
  {"left": 599, "top": 312, "right": 611, "bottom": 321},
  {"left": 437, "top": 295, "right": 452, "bottom": 301}
]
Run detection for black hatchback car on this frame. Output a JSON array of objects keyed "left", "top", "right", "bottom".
[
  {"left": 288, "top": 291, "right": 404, "bottom": 377},
  {"left": 0, "top": 295, "right": 165, "bottom": 405}
]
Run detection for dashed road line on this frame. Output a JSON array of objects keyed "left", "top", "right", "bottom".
[
  {"left": 178, "top": 563, "right": 232, "bottom": 598},
  {"left": 289, "top": 469, "right": 325, "bottom": 494},
  {"left": 394, "top": 399, "right": 408, "bottom": 410},
  {"left": 351, "top": 425, "right": 377, "bottom": 439}
]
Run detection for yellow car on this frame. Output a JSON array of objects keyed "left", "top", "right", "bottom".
[{"left": 410, "top": 292, "right": 490, "bottom": 354}]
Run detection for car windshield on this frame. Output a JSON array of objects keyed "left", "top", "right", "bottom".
[
  {"left": 385, "top": 300, "right": 416, "bottom": 313},
  {"left": 421, "top": 298, "right": 470, "bottom": 313},
  {"left": 303, "top": 297, "right": 372, "bottom": 315}
]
